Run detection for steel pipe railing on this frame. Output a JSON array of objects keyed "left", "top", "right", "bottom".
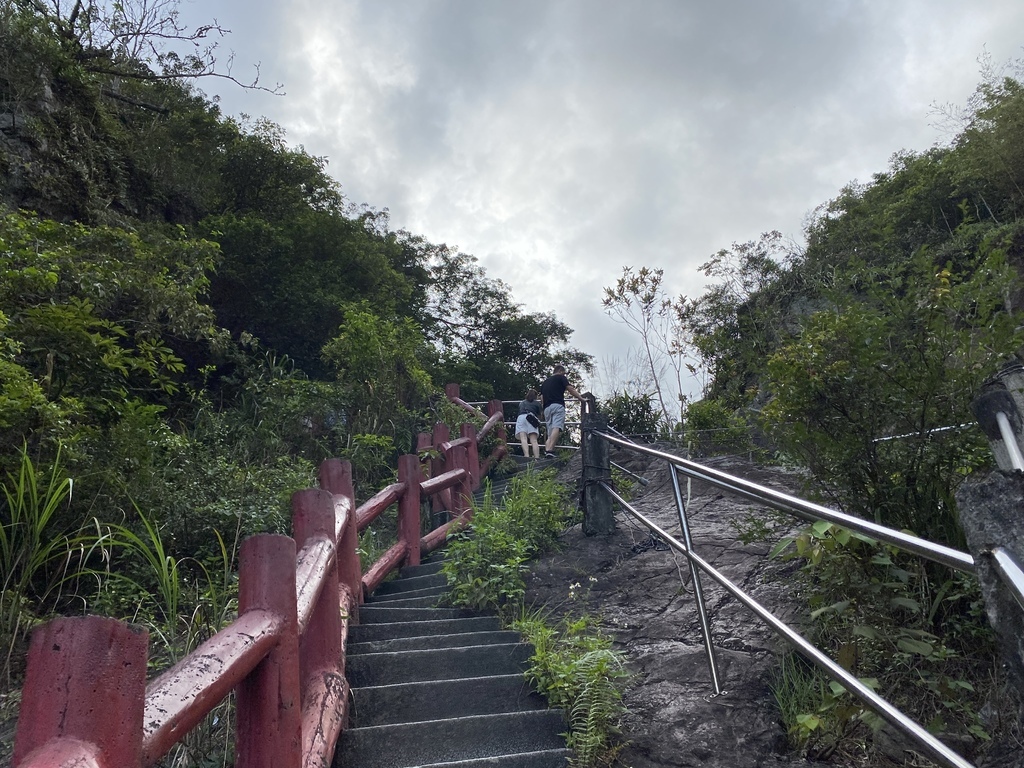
[
  {"left": 597, "top": 431, "right": 976, "bottom": 573},
  {"left": 990, "top": 546, "right": 1024, "bottom": 614},
  {"left": 667, "top": 463, "right": 721, "bottom": 695},
  {"left": 600, "top": 480, "right": 976, "bottom": 768}
]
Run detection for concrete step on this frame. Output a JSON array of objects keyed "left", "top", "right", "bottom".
[
  {"left": 348, "top": 630, "right": 522, "bottom": 655},
  {"left": 367, "top": 584, "right": 447, "bottom": 601},
  {"left": 349, "top": 674, "right": 548, "bottom": 727},
  {"left": 335, "top": 710, "right": 567, "bottom": 768},
  {"left": 362, "top": 593, "right": 444, "bottom": 609},
  {"left": 347, "top": 643, "right": 533, "bottom": 687},
  {"left": 348, "top": 616, "right": 502, "bottom": 643},
  {"left": 407, "top": 749, "right": 572, "bottom": 768},
  {"left": 358, "top": 605, "right": 477, "bottom": 623},
  {"left": 398, "top": 559, "right": 446, "bottom": 579},
  {"left": 374, "top": 571, "right": 447, "bottom": 595}
]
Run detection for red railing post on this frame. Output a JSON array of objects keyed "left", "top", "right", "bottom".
[
  {"left": 461, "top": 422, "right": 481, "bottom": 490},
  {"left": 320, "top": 458, "right": 363, "bottom": 610},
  {"left": 416, "top": 432, "right": 432, "bottom": 476},
  {"left": 292, "top": 488, "right": 347, "bottom": 767},
  {"left": 487, "top": 398, "right": 507, "bottom": 443},
  {"left": 448, "top": 443, "right": 474, "bottom": 520},
  {"left": 398, "top": 454, "right": 422, "bottom": 567},
  {"left": 431, "top": 422, "right": 451, "bottom": 513},
  {"left": 14, "top": 616, "right": 147, "bottom": 767},
  {"left": 236, "top": 534, "right": 301, "bottom": 768}
]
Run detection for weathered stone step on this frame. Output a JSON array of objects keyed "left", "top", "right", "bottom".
[
  {"left": 409, "top": 749, "right": 572, "bottom": 768},
  {"left": 374, "top": 571, "right": 448, "bottom": 594},
  {"left": 367, "top": 585, "right": 448, "bottom": 605},
  {"left": 365, "top": 582, "right": 447, "bottom": 604},
  {"left": 347, "top": 643, "right": 532, "bottom": 687},
  {"left": 348, "top": 630, "right": 522, "bottom": 655},
  {"left": 335, "top": 710, "right": 567, "bottom": 768},
  {"left": 362, "top": 593, "right": 444, "bottom": 609},
  {"left": 349, "top": 673, "right": 548, "bottom": 727},
  {"left": 358, "top": 605, "right": 477, "bottom": 623},
  {"left": 398, "top": 559, "right": 445, "bottom": 579},
  {"left": 348, "top": 616, "right": 502, "bottom": 643}
]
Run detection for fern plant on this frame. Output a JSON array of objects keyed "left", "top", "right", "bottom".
[{"left": 513, "top": 612, "right": 629, "bottom": 767}]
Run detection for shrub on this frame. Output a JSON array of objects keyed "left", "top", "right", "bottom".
[
  {"left": 603, "top": 391, "right": 661, "bottom": 439},
  {"left": 684, "top": 399, "right": 750, "bottom": 456}
]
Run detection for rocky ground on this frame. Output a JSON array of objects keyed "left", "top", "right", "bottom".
[
  {"left": 527, "top": 444, "right": 1024, "bottom": 768},
  {"left": 525, "top": 444, "right": 824, "bottom": 768}
]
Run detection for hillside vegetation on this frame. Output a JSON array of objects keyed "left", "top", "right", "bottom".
[
  {"left": 601, "top": 59, "right": 1024, "bottom": 764},
  {"left": 0, "top": 0, "right": 593, "bottom": 743},
  {"left": 5, "top": 1, "right": 1024, "bottom": 763}
]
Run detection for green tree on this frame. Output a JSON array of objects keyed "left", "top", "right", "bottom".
[
  {"left": 762, "top": 241, "right": 1021, "bottom": 544},
  {"left": 321, "top": 302, "right": 434, "bottom": 444},
  {"left": 426, "top": 248, "right": 592, "bottom": 400}
]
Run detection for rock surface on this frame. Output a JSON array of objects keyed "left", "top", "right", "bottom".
[{"left": 525, "top": 445, "right": 823, "bottom": 768}]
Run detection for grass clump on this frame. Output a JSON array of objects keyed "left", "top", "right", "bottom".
[
  {"left": 442, "top": 467, "right": 574, "bottom": 616},
  {"left": 441, "top": 466, "right": 628, "bottom": 767},
  {"left": 513, "top": 612, "right": 629, "bottom": 767}
]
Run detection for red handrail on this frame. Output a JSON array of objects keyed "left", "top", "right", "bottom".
[{"left": 13, "top": 387, "right": 508, "bottom": 768}]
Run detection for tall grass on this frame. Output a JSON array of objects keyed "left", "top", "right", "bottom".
[{"left": 0, "top": 445, "right": 91, "bottom": 683}]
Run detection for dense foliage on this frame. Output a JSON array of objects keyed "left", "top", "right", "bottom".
[
  {"left": 0, "top": 5, "right": 592, "bottom": 755},
  {"left": 671, "top": 65, "right": 1024, "bottom": 763}
]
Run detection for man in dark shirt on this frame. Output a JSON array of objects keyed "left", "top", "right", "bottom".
[{"left": 540, "top": 364, "right": 583, "bottom": 458}]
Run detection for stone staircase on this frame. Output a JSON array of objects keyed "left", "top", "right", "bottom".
[{"left": 335, "top": 533, "right": 571, "bottom": 766}]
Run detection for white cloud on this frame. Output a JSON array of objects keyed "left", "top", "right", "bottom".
[{"left": 177, "top": 0, "right": 1024, "bottom": 397}]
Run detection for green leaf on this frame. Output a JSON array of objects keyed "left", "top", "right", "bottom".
[
  {"left": 852, "top": 625, "right": 881, "bottom": 640},
  {"left": 769, "top": 536, "right": 795, "bottom": 560},
  {"left": 890, "top": 596, "right": 920, "bottom": 612},
  {"left": 897, "top": 637, "right": 934, "bottom": 656},
  {"left": 795, "top": 713, "right": 821, "bottom": 732},
  {"left": 811, "top": 520, "right": 833, "bottom": 537},
  {"left": 810, "top": 599, "right": 850, "bottom": 619}
]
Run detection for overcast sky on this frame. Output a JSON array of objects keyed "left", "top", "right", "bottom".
[{"left": 177, "top": 0, "right": 1023, "bottom": 399}]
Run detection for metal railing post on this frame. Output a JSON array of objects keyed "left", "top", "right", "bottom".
[{"left": 668, "top": 463, "right": 723, "bottom": 695}]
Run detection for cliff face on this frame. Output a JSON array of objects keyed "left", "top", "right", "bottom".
[
  {"left": 0, "top": 34, "right": 202, "bottom": 227},
  {"left": 3, "top": 64, "right": 119, "bottom": 221}
]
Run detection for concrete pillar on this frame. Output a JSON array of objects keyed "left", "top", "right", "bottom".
[
  {"left": 236, "top": 534, "right": 301, "bottom": 768},
  {"left": 14, "top": 616, "right": 147, "bottom": 767},
  {"left": 582, "top": 410, "right": 615, "bottom": 535}
]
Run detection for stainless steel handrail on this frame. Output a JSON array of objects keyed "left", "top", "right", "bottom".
[
  {"left": 990, "top": 546, "right": 1024, "bottom": 613},
  {"left": 597, "top": 431, "right": 975, "bottom": 573},
  {"left": 600, "top": 480, "right": 976, "bottom": 768},
  {"left": 667, "top": 462, "right": 721, "bottom": 695}
]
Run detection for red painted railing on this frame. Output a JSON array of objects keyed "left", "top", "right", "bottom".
[{"left": 13, "top": 388, "right": 506, "bottom": 768}]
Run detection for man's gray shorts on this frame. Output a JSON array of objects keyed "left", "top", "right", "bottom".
[{"left": 544, "top": 403, "right": 566, "bottom": 431}]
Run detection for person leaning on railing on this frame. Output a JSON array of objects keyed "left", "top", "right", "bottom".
[{"left": 540, "top": 364, "right": 583, "bottom": 458}]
